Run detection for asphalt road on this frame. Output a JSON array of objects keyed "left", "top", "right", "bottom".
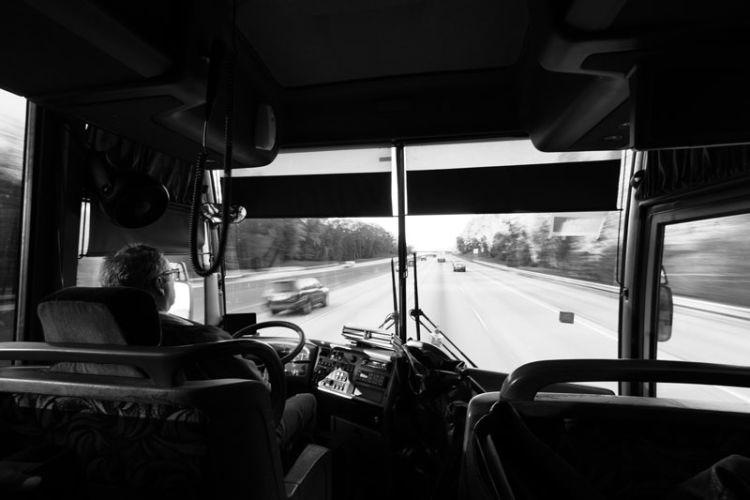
[{"left": 234, "top": 257, "right": 750, "bottom": 405}]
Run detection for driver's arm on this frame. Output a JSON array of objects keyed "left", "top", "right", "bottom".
[{"left": 160, "top": 321, "right": 270, "bottom": 389}]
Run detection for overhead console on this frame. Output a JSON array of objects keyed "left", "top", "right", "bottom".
[
  {"left": 313, "top": 343, "right": 395, "bottom": 407},
  {"left": 0, "top": 1, "right": 279, "bottom": 168}
]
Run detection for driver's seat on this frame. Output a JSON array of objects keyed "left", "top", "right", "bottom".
[{"left": 20, "top": 286, "right": 332, "bottom": 499}]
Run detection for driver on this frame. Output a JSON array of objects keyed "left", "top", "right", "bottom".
[{"left": 100, "top": 243, "right": 316, "bottom": 452}]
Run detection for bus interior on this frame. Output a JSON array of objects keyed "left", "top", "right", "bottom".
[{"left": 1, "top": 1, "right": 750, "bottom": 499}]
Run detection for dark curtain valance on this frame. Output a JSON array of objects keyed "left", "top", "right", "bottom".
[
  {"left": 407, "top": 160, "right": 621, "bottom": 215},
  {"left": 228, "top": 172, "right": 392, "bottom": 218},
  {"left": 639, "top": 146, "right": 750, "bottom": 200}
]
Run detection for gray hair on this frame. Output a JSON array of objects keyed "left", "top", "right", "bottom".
[{"left": 100, "top": 243, "right": 168, "bottom": 290}]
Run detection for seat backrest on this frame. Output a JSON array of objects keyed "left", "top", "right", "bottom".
[
  {"left": 0, "top": 342, "right": 289, "bottom": 499},
  {"left": 463, "top": 400, "right": 605, "bottom": 500},
  {"left": 462, "top": 359, "right": 750, "bottom": 500},
  {"left": 23, "top": 287, "right": 330, "bottom": 499},
  {"left": 37, "top": 286, "right": 161, "bottom": 345},
  {"left": 37, "top": 286, "right": 161, "bottom": 377}
]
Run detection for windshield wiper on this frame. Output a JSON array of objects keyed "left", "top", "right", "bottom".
[
  {"left": 377, "top": 257, "right": 400, "bottom": 332},
  {"left": 409, "top": 308, "right": 477, "bottom": 368},
  {"left": 379, "top": 253, "right": 478, "bottom": 368},
  {"left": 409, "top": 251, "right": 477, "bottom": 368}
]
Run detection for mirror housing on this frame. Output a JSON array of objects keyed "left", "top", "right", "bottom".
[
  {"left": 88, "top": 152, "right": 170, "bottom": 228},
  {"left": 657, "top": 267, "right": 673, "bottom": 342}
]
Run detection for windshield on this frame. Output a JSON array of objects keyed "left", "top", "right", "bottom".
[
  {"left": 225, "top": 217, "right": 397, "bottom": 341},
  {"left": 404, "top": 211, "right": 621, "bottom": 371},
  {"left": 271, "top": 281, "right": 298, "bottom": 293},
  {"left": 225, "top": 140, "right": 624, "bottom": 382}
]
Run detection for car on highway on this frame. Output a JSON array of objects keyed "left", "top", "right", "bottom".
[
  {"left": 265, "top": 278, "right": 329, "bottom": 315},
  {"left": 437, "top": 256, "right": 446, "bottom": 263},
  {"left": 452, "top": 262, "right": 466, "bottom": 272}
]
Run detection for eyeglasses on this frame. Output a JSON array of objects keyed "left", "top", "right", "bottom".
[{"left": 159, "top": 266, "right": 185, "bottom": 282}]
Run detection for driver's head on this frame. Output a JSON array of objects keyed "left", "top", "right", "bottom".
[{"left": 100, "top": 243, "right": 175, "bottom": 312}]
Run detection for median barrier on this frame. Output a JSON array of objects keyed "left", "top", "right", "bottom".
[{"left": 223, "top": 260, "right": 394, "bottom": 312}]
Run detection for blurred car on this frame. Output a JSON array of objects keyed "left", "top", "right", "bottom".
[
  {"left": 419, "top": 256, "right": 427, "bottom": 261},
  {"left": 437, "top": 257, "right": 446, "bottom": 263},
  {"left": 452, "top": 262, "right": 466, "bottom": 272},
  {"left": 343, "top": 260, "right": 356, "bottom": 268},
  {"left": 265, "top": 277, "right": 329, "bottom": 314}
]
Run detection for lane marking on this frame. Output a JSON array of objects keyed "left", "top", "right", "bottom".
[
  {"left": 574, "top": 316, "right": 618, "bottom": 342},
  {"left": 657, "top": 350, "right": 750, "bottom": 404},
  {"left": 471, "top": 307, "right": 488, "bottom": 331},
  {"left": 475, "top": 268, "right": 618, "bottom": 342},
  {"left": 711, "top": 387, "right": 750, "bottom": 404}
]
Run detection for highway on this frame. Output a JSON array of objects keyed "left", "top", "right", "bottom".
[{"left": 230, "top": 257, "right": 750, "bottom": 405}]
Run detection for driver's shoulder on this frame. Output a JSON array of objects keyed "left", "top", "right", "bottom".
[
  {"left": 159, "top": 313, "right": 231, "bottom": 345},
  {"left": 159, "top": 312, "right": 195, "bottom": 327}
]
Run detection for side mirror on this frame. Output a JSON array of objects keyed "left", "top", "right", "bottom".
[{"left": 657, "top": 267, "right": 673, "bottom": 342}]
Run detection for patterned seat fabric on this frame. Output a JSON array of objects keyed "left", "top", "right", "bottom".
[{"left": 1, "top": 392, "right": 209, "bottom": 498}]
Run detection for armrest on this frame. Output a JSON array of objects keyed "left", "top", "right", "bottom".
[
  {"left": 502, "top": 359, "right": 750, "bottom": 401},
  {"left": 284, "top": 444, "right": 332, "bottom": 500}
]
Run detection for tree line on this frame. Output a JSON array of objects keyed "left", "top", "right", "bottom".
[
  {"left": 227, "top": 218, "right": 397, "bottom": 270},
  {"left": 0, "top": 114, "right": 25, "bottom": 296},
  {"left": 456, "top": 213, "right": 620, "bottom": 285}
]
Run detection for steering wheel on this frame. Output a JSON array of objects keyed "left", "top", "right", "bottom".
[
  {"left": 231, "top": 320, "right": 307, "bottom": 364},
  {"left": 232, "top": 339, "right": 287, "bottom": 425}
]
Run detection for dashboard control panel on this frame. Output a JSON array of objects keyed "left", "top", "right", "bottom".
[{"left": 313, "top": 344, "right": 394, "bottom": 406}]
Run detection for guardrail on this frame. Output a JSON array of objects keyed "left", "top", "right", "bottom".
[
  {"left": 0, "top": 293, "right": 15, "bottom": 313},
  {"left": 464, "top": 257, "right": 750, "bottom": 321},
  {"left": 222, "top": 259, "right": 393, "bottom": 312},
  {"left": 183, "top": 255, "right": 750, "bottom": 322}
]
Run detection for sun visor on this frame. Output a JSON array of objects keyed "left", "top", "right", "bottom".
[
  {"left": 227, "top": 172, "right": 392, "bottom": 218},
  {"left": 86, "top": 204, "right": 200, "bottom": 257},
  {"left": 407, "top": 159, "right": 621, "bottom": 215}
]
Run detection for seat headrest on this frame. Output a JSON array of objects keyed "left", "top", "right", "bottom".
[{"left": 37, "top": 287, "right": 161, "bottom": 346}]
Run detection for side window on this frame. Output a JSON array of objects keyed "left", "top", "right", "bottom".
[
  {"left": 0, "top": 90, "right": 27, "bottom": 342},
  {"left": 656, "top": 212, "right": 750, "bottom": 403}
]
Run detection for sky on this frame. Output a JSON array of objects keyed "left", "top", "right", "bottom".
[
  {"left": 359, "top": 215, "right": 472, "bottom": 252},
  {"left": 0, "top": 89, "right": 27, "bottom": 181},
  {"left": 0, "top": 89, "right": 25, "bottom": 113}
]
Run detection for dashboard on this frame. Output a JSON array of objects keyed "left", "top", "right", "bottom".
[
  {"left": 268, "top": 338, "right": 397, "bottom": 408},
  {"left": 312, "top": 343, "right": 395, "bottom": 407}
]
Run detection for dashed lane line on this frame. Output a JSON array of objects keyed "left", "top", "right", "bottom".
[
  {"left": 475, "top": 268, "right": 618, "bottom": 342},
  {"left": 471, "top": 307, "right": 488, "bottom": 331}
]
